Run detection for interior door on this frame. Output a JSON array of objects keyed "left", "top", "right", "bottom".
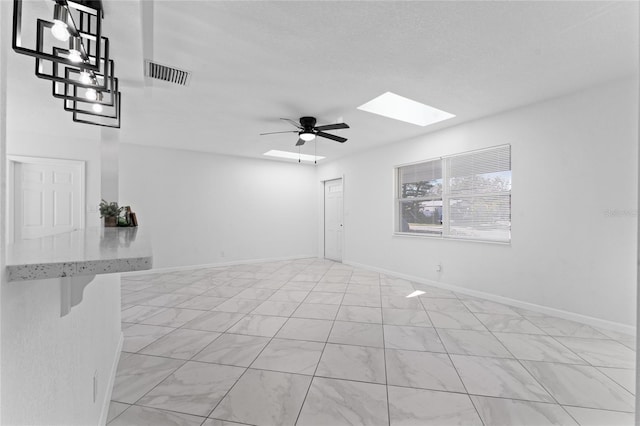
[
  {"left": 324, "top": 178, "right": 343, "bottom": 262},
  {"left": 13, "top": 158, "right": 84, "bottom": 240}
]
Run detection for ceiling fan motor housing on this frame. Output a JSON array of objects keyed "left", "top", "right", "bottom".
[{"left": 300, "top": 116, "right": 317, "bottom": 131}]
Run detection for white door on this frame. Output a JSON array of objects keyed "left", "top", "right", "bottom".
[
  {"left": 324, "top": 178, "right": 343, "bottom": 262},
  {"left": 11, "top": 157, "right": 84, "bottom": 240}
]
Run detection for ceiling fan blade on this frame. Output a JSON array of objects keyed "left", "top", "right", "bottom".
[
  {"left": 259, "top": 130, "right": 299, "bottom": 136},
  {"left": 314, "top": 123, "right": 350, "bottom": 131},
  {"left": 295, "top": 138, "right": 306, "bottom": 146},
  {"left": 317, "top": 131, "right": 347, "bottom": 143},
  {"left": 280, "top": 118, "right": 302, "bottom": 129}
]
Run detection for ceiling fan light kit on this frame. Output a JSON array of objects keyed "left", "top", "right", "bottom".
[
  {"left": 11, "top": 0, "right": 122, "bottom": 128},
  {"left": 261, "top": 116, "right": 350, "bottom": 148}
]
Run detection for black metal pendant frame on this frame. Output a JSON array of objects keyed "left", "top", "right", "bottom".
[{"left": 11, "top": 0, "right": 121, "bottom": 128}]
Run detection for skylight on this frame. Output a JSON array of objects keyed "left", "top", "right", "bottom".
[
  {"left": 357, "top": 92, "right": 455, "bottom": 126},
  {"left": 263, "top": 150, "right": 325, "bottom": 163}
]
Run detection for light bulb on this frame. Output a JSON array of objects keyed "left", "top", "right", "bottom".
[
  {"left": 68, "top": 50, "right": 82, "bottom": 62},
  {"left": 85, "top": 88, "right": 97, "bottom": 101},
  {"left": 92, "top": 103, "right": 103, "bottom": 113},
  {"left": 300, "top": 132, "right": 316, "bottom": 142},
  {"left": 79, "top": 71, "right": 91, "bottom": 84},
  {"left": 51, "top": 4, "right": 70, "bottom": 41},
  {"left": 51, "top": 21, "right": 70, "bottom": 41}
]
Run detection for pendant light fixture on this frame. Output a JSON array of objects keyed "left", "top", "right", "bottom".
[{"left": 11, "top": 0, "right": 121, "bottom": 128}]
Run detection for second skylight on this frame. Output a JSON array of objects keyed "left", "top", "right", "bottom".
[{"left": 357, "top": 92, "right": 455, "bottom": 127}]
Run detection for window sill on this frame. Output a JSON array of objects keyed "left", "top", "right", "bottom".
[{"left": 392, "top": 232, "right": 511, "bottom": 246}]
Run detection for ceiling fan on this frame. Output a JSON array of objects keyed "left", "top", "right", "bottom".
[{"left": 260, "top": 116, "right": 350, "bottom": 146}]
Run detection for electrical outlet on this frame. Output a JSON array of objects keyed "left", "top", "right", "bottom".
[
  {"left": 435, "top": 264, "right": 442, "bottom": 272},
  {"left": 220, "top": 251, "right": 225, "bottom": 257}
]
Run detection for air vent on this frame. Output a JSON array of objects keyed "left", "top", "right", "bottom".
[{"left": 144, "top": 60, "right": 191, "bottom": 86}]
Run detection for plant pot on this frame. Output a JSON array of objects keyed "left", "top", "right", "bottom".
[{"left": 104, "top": 216, "right": 118, "bottom": 227}]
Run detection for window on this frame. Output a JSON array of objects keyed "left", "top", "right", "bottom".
[{"left": 396, "top": 145, "right": 511, "bottom": 242}]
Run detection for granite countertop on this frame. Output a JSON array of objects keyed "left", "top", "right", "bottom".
[{"left": 6, "top": 227, "right": 153, "bottom": 282}]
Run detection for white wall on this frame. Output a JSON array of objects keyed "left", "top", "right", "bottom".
[
  {"left": 319, "top": 77, "right": 638, "bottom": 327},
  {"left": 1, "top": 274, "right": 121, "bottom": 425},
  {"left": 1, "top": 22, "right": 121, "bottom": 424},
  {"left": 119, "top": 144, "right": 318, "bottom": 269}
]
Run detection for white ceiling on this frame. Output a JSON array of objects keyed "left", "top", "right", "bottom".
[{"left": 105, "top": 1, "right": 638, "bottom": 163}]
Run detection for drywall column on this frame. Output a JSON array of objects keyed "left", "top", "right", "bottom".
[
  {"left": 0, "top": 0, "right": 11, "bottom": 415},
  {"left": 101, "top": 128, "right": 119, "bottom": 202}
]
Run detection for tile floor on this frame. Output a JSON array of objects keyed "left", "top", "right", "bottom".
[{"left": 108, "top": 259, "right": 636, "bottom": 426}]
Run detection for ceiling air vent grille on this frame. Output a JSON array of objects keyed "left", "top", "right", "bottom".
[{"left": 145, "top": 60, "right": 191, "bottom": 86}]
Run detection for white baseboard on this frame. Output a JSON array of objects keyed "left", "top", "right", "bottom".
[
  {"left": 345, "top": 260, "right": 636, "bottom": 336},
  {"left": 98, "top": 331, "right": 124, "bottom": 426},
  {"left": 122, "top": 254, "right": 318, "bottom": 276}
]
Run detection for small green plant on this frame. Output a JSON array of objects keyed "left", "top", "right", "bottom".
[{"left": 99, "top": 199, "right": 123, "bottom": 218}]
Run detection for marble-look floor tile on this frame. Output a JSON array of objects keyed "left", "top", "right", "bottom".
[
  {"left": 251, "top": 300, "right": 300, "bottom": 317},
  {"left": 292, "top": 303, "right": 339, "bottom": 320},
  {"left": 329, "top": 321, "right": 384, "bottom": 347},
  {"left": 597, "top": 367, "right": 635, "bottom": 394},
  {"left": 275, "top": 317, "right": 333, "bottom": 342},
  {"left": 598, "top": 329, "right": 636, "bottom": 350},
  {"left": 143, "top": 293, "right": 195, "bottom": 308},
  {"left": 108, "top": 405, "right": 204, "bottom": 426},
  {"left": 388, "top": 385, "right": 482, "bottom": 426},
  {"left": 122, "top": 324, "right": 175, "bottom": 353},
  {"left": 297, "top": 377, "right": 388, "bottom": 426},
  {"left": 470, "top": 396, "right": 578, "bottom": 426},
  {"left": 137, "top": 361, "right": 245, "bottom": 416},
  {"left": 316, "top": 343, "right": 386, "bottom": 384},
  {"left": 204, "top": 286, "right": 244, "bottom": 298},
  {"left": 385, "top": 349, "right": 465, "bottom": 392},
  {"left": 304, "top": 291, "right": 345, "bottom": 305},
  {"left": 121, "top": 305, "right": 169, "bottom": 323},
  {"left": 111, "top": 353, "right": 184, "bottom": 404},
  {"left": 521, "top": 360, "right": 635, "bottom": 412},
  {"left": 383, "top": 325, "right": 445, "bottom": 352},
  {"left": 346, "top": 284, "right": 381, "bottom": 295},
  {"left": 421, "top": 298, "right": 470, "bottom": 313},
  {"left": 336, "top": 305, "right": 382, "bottom": 323},
  {"left": 437, "top": 329, "right": 513, "bottom": 358},
  {"left": 142, "top": 308, "right": 207, "bottom": 328},
  {"left": 201, "top": 419, "right": 248, "bottom": 426},
  {"left": 461, "top": 299, "right": 519, "bottom": 315},
  {"left": 382, "top": 308, "right": 432, "bottom": 327},
  {"left": 312, "top": 283, "right": 348, "bottom": 292},
  {"left": 474, "top": 313, "right": 546, "bottom": 334},
  {"left": 411, "top": 285, "right": 457, "bottom": 299},
  {"left": 182, "top": 311, "right": 246, "bottom": 332},
  {"left": 235, "top": 288, "right": 277, "bottom": 300},
  {"left": 554, "top": 337, "right": 635, "bottom": 369},
  {"left": 212, "top": 298, "right": 263, "bottom": 314},
  {"left": 381, "top": 295, "right": 424, "bottom": 310},
  {"left": 251, "top": 338, "right": 324, "bottom": 375},
  {"left": 341, "top": 293, "right": 382, "bottom": 308},
  {"left": 268, "top": 289, "right": 310, "bottom": 302},
  {"left": 280, "top": 281, "right": 316, "bottom": 291},
  {"left": 226, "top": 314, "right": 288, "bottom": 337},
  {"left": 210, "top": 369, "right": 312, "bottom": 426},
  {"left": 177, "top": 296, "right": 227, "bottom": 310},
  {"left": 428, "top": 311, "right": 486, "bottom": 330},
  {"left": 139, "top": 329, "right": 221, "bottom": 360},
  {"left": 562, "top": 406, "right": 634, "bottom": 426},
  {"left": 121, "top": 291, "right": 165, "bottom": 306},
  {"left": 493, "top": 333, "right": 586, "bottom": 364},
  {"left": 451, "top": 355, "right": 554, "bottom": 403},
  {"left": 526, "top": 316, "right": 609, "bottom": 339},
  {"left": 106, "top": 401, "right": 129, "bottom": 423},
  {"left": 194, "top": 333, "right": 270, "bottom": 367}
]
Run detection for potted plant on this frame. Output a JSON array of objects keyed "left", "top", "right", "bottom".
[{"left": 99, "top": 199, "right": 123, "bottom": 227}]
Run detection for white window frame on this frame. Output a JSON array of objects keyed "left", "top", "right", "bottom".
[{"left": 395, "top": 144, "right": 511, "bottom": 243}]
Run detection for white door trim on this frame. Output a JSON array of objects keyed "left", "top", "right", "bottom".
[
  {"left": 7, "top": 155, "right": 86, "bottom": 243},
  {"left": 322, "top": 176, "right": 345, "bottom": 262}
]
